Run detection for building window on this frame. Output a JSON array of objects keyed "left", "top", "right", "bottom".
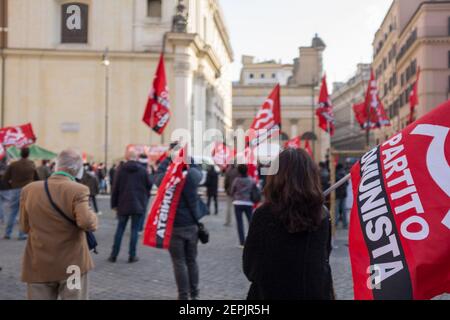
[
  {"left": 272, "top": 73, "right": 276, "bottom": 79},
  {"left": 61, "top": 3, "right": 89, "bottom": 44},
  {"left": 261, "top": 74, "right": 265, "bottom": 79},
  {"left": 147, "top": 0, "right": 162, "bottom": 18},
  {"left": 249, "top": 73, "right": 254, "bottom": 79}
]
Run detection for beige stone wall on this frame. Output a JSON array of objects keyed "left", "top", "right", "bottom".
[
  {"left": 3, "top": 50, "right": 169, "bottom": 163},
  {"left": 372, "top": 1, "right": 450, "bottom": 144},
  {"left": 3, "top": 0, "right": 234, "bottom": 163}
]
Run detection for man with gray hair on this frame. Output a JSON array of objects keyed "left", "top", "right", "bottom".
[{"left": 19, "top": 149, "right": 98, "bottom": 300}]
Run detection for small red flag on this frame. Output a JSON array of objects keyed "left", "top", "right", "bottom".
[
  {"left": 353, "top": 102, "right": 368, "bottom": 129},
  {"left": 249, "top": 84, "right": 281, "bottom": 147},
  {"left": 364, "top": 71, "right": 391, "bottom": 129},
  {"left": 316, "top": 75, "right": 335, "bottom": 136},
  {"left": 0, "top": 123, "right": 37, "bottom": 148},
  {"left": 143, "top": 54, "right": 171, "bottom": 135},
  {"left": 408, "top": 67, "right": 421, "bottom": 125},
  {"left": 284, "top": 136, "right": 302, "bottom": 149}
]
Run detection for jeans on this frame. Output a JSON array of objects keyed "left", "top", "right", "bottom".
[
  {"left": 335, "top": 197, "right": 348, "bottom": 228},
  {"left": 207, "top": 193, "right": 218, "bottom": 215},
  {"left": 169, "top": 225, "right": 199, "bottom": 300},
  {"left": 0, "top": 190, "right": 7, "bottom": 223},
  {"left": 234, "top": 205, "right": 253, "bottom": 246},
  {"left": 4, "top": 189, "right": 26, "bottom": 239},
  {"left": 111, "top": 214, "right": 141, "bottom": 258}
]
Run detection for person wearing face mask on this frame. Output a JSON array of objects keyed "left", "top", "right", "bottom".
[{"left": 19, "top": 149, "right": 98, "bottom": 300}]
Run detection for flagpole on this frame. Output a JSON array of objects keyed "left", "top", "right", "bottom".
[{"left": 324, "top": 173, "right": 351, "bottom": 197}]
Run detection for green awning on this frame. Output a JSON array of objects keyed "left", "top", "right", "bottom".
[{"left": 7, "top": 145, "right": 57, "bottom": 161}]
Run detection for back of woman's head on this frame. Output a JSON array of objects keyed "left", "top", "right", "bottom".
[
  {"left": 264, "top": 148, "right": 324, "bottom": 233},
  {"left": 237, "top": 164, "right": 248, "bottom": 177}
]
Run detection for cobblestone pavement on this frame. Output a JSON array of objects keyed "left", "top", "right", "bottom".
[{"left": 0, "top": 196, "right": 448, "bottom": 300}]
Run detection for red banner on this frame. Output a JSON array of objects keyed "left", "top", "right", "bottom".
[
  {"left": 316, "top": 75, "right": 335, "bottom": 136},
  {"left": 143, "top": 148, "right": 187, "bottom": 249},
  {"left": 349, "top": 100, "right": 450, "bottom": 300},
  {"left": 142, "top": 53, "right": 171, "bottom": 135},
  {"left": 249, "top": 84, "right": 281, "bottom": 147}
]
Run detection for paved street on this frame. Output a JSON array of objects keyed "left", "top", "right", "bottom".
[{"left": 0, "top": 195, "right": 447, "bottom": 300}]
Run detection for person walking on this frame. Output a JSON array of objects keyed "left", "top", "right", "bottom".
[
  {"left": 80, "top": 165, "right": 101, "bottom": 215},
  {"left": 224, "top": 164, "right": 238, "bottom": 227},
  {"left": 36, "top": 160, "right": 52, "bottom": 181},
  {"left": 231, "top": 164, "right": 257, "bottom": 247},
  {"left": 96, "top": 163, "right": 107, "bottom": 194},
  {"left": 19, "top": 149, "right": 98, "bottom": 300},
  {"left": 155, "top": 149, "right": 205, "bottom": 300},
  {"left": 3, "top": 147, "right": 39, "bottom": 240},
  {"left": 108, "top": 151, "right": 152, "bottom": 263},
  {"left": 243, "top": 149, "right": 334, "bottom": 300},
  {"left": 335, "top": 164, "right": 349, "bottom": 229},
  {"left": 205, "top": 165, "right": 219, "bottom": 215}
]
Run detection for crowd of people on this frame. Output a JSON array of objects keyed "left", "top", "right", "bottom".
[{"left": 0, "top": 143, "right": 354, "bottom": 301}]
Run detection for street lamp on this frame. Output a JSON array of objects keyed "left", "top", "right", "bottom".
[{"left": 101, "top": 48, "right": 110, "bottom": 173}]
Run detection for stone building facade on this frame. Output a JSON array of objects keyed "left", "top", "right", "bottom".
[
  {"left": 0, "top": 0, "right": 233, "bottom": 164},
  {"left": 331, "top": 63, "right": 373, "bottom": 152},
  {"left": 372, "top": 0, "right": 450, "bottom": 143},
  {"left": 232, "top": 35, "right": 330, "bottom": 161}
]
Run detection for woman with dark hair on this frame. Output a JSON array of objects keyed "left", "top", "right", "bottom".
[
  {"left": 243, "top": 149, "right": 334, "bottom": 300},
  {"left": 231, "top": 164, "right": 256, "bottom": 247}
]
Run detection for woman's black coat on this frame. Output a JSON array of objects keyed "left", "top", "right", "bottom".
[{"left": 243, "top": 204, "right": 334, "bottom": 300}]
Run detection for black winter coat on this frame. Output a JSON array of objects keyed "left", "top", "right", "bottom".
[
  {"left": 205, "top": 167, "right": 219, "bottom": 196},
  {"left": 111, "top": 161, "right": 152, "bottom": 216},
  {"left": 243, "top": 204, "right": 334, "bottom": 300}
]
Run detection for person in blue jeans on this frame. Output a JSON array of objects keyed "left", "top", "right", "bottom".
[
  {"left": 231, "top": 165, "right": 256, "bottom": 247},
  {"left": 108, "top": 151, "right": 152, "bottom": 263},
  {"left": 3, "top": 147, "right": 39, "bottom": 240}
]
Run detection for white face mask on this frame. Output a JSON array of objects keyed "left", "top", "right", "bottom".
[{"left": 76, "top": 166, "right": 84, "bottom": 180}]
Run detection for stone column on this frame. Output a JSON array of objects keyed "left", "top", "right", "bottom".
[{"left": 172, "top": 53, "right": 193, "bottom": 138}]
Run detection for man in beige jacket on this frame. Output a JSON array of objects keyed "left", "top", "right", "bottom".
[{"left": 19, "top": 149, "right": 98, "bottom": 300}]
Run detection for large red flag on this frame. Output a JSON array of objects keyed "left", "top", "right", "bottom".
[
  {"left": 316, "top": 75, "right": 335, "bottom": 136},
  {"left": 349, "top": 100, "right": 450, "bottom": 300},
  {"left": 284, "top": 136, "right": 302, "bottom": 149},
  {"left": 249, "top": 84, "right": 281, "bottom": 148},
  {"left": 353, "top": 102, "right": 368, "bottom": 129},
  {"left": 364, "top": 71, "right": 391, "bottom": 129},
  {"left": 143, "top": 147, "right": 187, "bottom": 249},
  {"left": 142, "top": 54, "right": 171, "bottom": 135},
  {"left": 409, "top": 67, "right": 421, "bottom": 125}
]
